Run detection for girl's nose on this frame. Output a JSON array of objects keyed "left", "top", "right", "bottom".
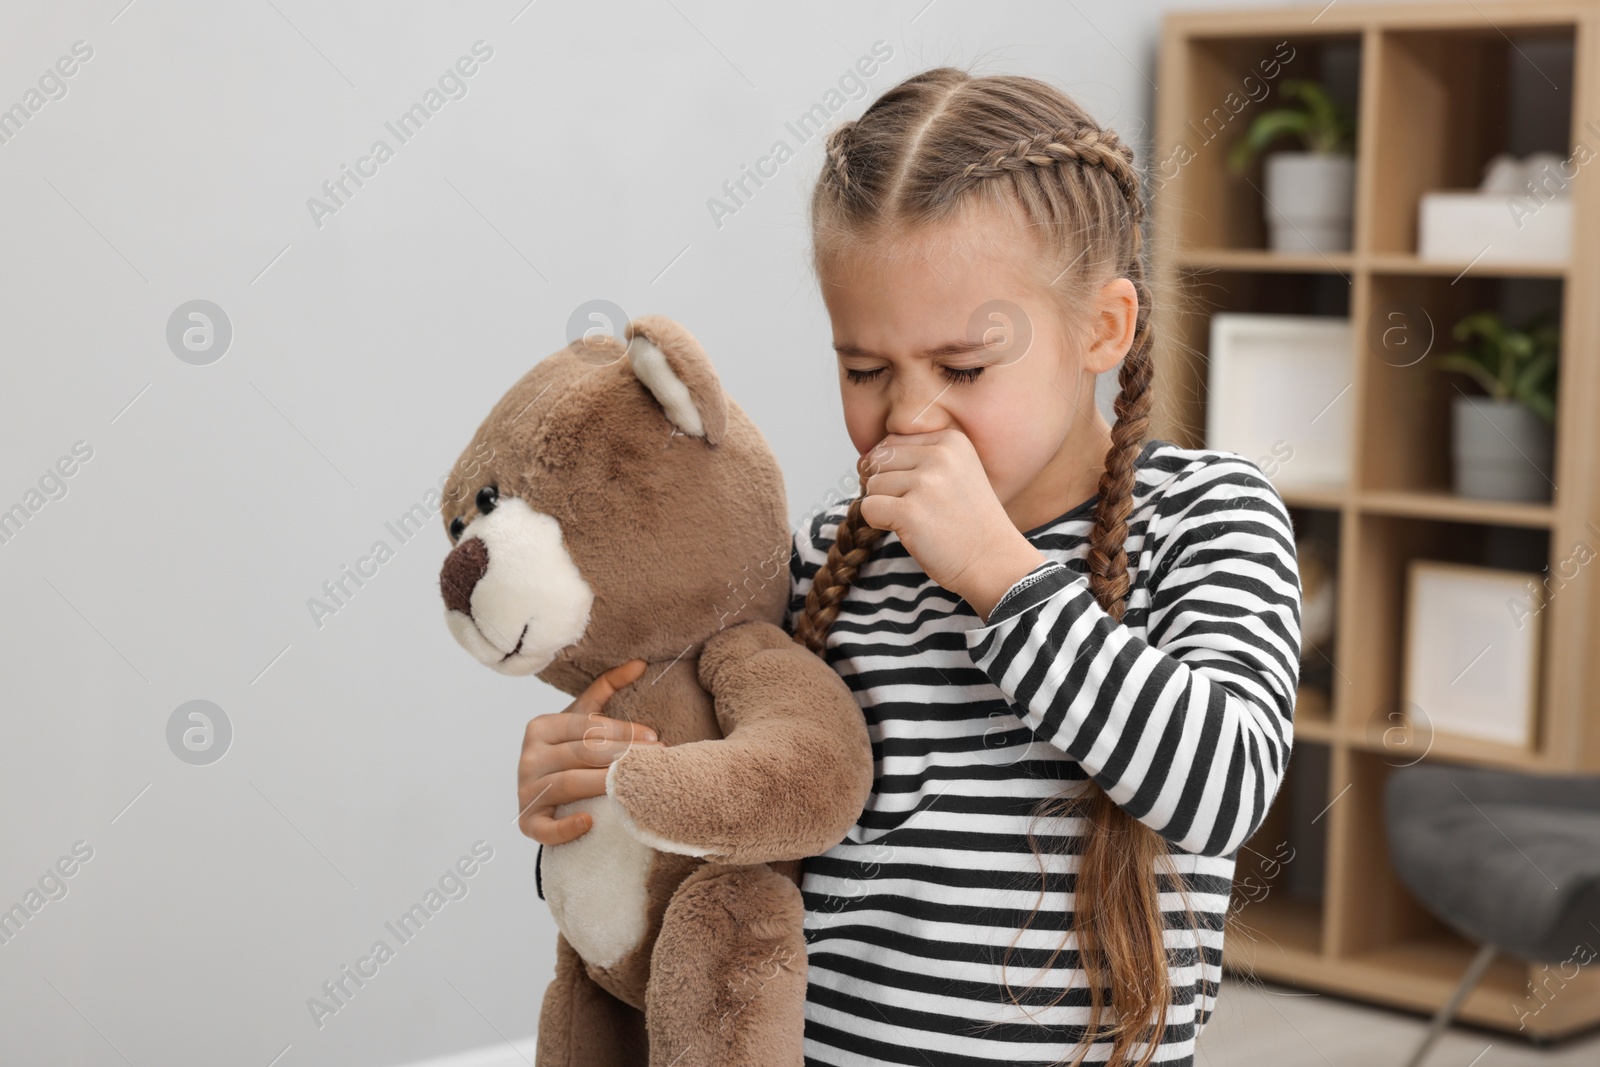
[{"left": 885, "top": 396, "right": 952, "bottom": 436}]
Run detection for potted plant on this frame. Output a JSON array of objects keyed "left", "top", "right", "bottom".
[
  {"left": 1227, "top": 79, "right": 1357, "bottom": 255},
  {"left": 1435, "top": 310, "right": 1559, "bottom": 503}
]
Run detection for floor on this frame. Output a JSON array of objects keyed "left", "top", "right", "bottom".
[
  {"left": 1197, "top": 973, "right": 1600, "bottom": 1067},
  {"left": 397, "top": 975, "right": 1600, "bottom": 1067}
]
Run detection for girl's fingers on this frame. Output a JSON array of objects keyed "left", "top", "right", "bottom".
[
  {"left": 515, "top": 660, "right": 662, "bottom": 847},
  {"left": 520, "top": 766, "right": 609, "bottom": 813},
  {"left": 858, "top": 439, "right": 925, "bottom": 475},
  {"left": 528, "top": 662, "right": 658, "bottom": 747},
  {"left": 518, "top": 757, "right": 657, "bottom": 843},
  {"left": 518, "top": 733, "right": 663, "bottom": 781},
  {"left": 571, "top": 660, "right": 649, "bottom": 716},
  {"left": 861, "top": 469, "right": 916, "bottom": 499},
  {"left": 534, "top": 711, "right": 656, "bottom": 747},
  {"left": 525, "top": 809, "right": 592, "bottom": 845},
  {"left": 858, "top": 448, "right": 893, "bottom": 478},
  {"left": 563, "top": 734, "right": 663, "bottom": 768}
]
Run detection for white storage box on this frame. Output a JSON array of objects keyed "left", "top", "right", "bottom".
[{"left": 1418, "top": 191, "right": 1572, "bottom": 263}]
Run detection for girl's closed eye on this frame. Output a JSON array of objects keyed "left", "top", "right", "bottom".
[{"left": 843, "top": 364, "right": 986, "bottom": 385}]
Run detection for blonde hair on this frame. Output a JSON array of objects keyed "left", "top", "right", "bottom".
[{"left": 794, "top": 66, "right": 1202, "bottom": 1067}]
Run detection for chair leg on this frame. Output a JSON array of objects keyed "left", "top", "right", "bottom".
[{"left": 1402, "top": 942, "right": 1499, "bottom": 1067}]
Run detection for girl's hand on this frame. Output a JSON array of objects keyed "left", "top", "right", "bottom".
[
  {"left": 858, "top": 429, "right": 1044, "bottom": 619},
  {"left": 516, "top": 659, "right": 664, "bottom": 846}
]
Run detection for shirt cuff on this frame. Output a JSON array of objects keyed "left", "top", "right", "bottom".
[{"left": 978, "top": 559, "right": 1081, "bottom": 627}]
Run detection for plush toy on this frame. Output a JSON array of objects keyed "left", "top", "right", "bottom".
[{"left": 436, "top": 314, "right": 873, "bottom": 1067}]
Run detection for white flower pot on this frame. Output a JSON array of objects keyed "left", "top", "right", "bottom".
[
  {"left": 1451, "top": 396, "right": 1554, "bottom": 503},
  {"left": 1262, "top": 152, "right": 1355, "bottom": 254}
]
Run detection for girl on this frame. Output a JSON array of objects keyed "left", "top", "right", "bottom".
[
  {"left": 521, "top": 66, "right": 1301, "bottom": 1067},
  {"left": 782, "top": 66, "right": 1300, "bottom": 1067}
]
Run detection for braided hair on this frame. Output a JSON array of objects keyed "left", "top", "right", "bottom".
[{"left": 796, "top": 68, "right": 1199, "bottom": 1067}]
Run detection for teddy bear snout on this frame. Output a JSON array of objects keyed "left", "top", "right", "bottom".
[
  {"left": 440, "top": 535, "right": 490, "bottom": 617},
  {"left": 438, "top": 496, "right": 597, "bottom": 676}
]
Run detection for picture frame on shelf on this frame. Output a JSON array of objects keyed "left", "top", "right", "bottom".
[
  {"left": 1402, "top": 560, "right": 1542, "bottom": 752},
  {"left": 1206, "top": 313, "right": 1353, "bottom": 490}
]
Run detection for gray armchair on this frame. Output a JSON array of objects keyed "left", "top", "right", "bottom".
[{"left": 1384, "top": 761, "right": 1600, "bottom": 1066}]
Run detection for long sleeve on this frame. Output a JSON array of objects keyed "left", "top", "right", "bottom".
[{"left": 963, "top": 455, "right": 1301, "bottom": 859}]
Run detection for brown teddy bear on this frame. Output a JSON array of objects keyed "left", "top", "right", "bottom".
[{"left": 436, "top": 314, "right": 873, "bottom": 1067}]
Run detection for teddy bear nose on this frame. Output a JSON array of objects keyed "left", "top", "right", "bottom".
[{"left": 440, "top": 536, "right": 490, "bottom": 616}]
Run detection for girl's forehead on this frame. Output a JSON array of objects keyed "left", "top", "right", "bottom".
[
  {"left": 821, "top": 234, "right": 1053, "bottom": 324},
  {"left": 824, "top": 204, "right": 1041, "bottom": 270},
  {"left": 823, "top": 235, "right": 1045, "bottom": 299}
]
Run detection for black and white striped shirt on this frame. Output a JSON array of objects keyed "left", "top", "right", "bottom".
[{"left": 784, "top": 439, "right": 1302, "bottom": 1067}]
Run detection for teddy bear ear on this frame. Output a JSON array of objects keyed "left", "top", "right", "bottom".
[{"left": 623, "top": 315, "right": 728, "bottom": 446}]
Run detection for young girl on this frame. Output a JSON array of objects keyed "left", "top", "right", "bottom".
[
  {"left": 781, "top": 67, "right": 1301, "bottom": 1067},
  {"left": 518, "top": 65, "right": 1301, "bottom": 1067}
]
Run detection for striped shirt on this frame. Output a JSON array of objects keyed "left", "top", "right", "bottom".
[{"left": 783, "top": 438, "right": 1302, "bottom": 1067}]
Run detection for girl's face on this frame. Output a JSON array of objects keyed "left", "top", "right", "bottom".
[{"left": 818, "top": 212, "right": 1135, "bottom": 524}]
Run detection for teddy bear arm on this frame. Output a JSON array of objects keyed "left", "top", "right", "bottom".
[{"left": 605, "top": 652, "right": 873, "bottom": 864}]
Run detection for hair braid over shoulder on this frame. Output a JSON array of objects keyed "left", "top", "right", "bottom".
[{"left": 792, "top": 494, "right": 885, "bottom": 657}]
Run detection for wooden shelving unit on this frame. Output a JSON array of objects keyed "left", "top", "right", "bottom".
[{"left": 1153, "top": 1, "right": 1600, "bottom": 1040}]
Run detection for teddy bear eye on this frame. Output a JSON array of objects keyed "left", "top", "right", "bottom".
[
  {"left": 448, "top": 516, "right": 466, "bottom": 542},
  {"left": 475, "top": 485, "right": 499, "bottom": 514}
]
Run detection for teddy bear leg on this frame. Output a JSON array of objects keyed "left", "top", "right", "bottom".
[
  {"left": 644, "top": 862, "right": 807, "bottom": 1067},
  {"left": 538, "top": 932, "right": 649, "bottom": 1067}
]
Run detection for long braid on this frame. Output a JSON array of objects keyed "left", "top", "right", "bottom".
[
  {"left": 1060, "top": 213, "right": 1177, "bottom": 1063},
  {"left": 1085, "top": 220, "right": 1153, "bottom": 622},
  {"left": 801, "top": 67, "right": 1198, "bottom": 1067},
  {"left": 792, "top": 495, "right": 885, "bottom": 657}
]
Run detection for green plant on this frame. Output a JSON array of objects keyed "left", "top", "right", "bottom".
[
  {"left": 1435, "top": 310, "right": 1560, "bottom": 423},
  {"left": 1226, "top": 79, "right": 1357, "bottom": 173}
]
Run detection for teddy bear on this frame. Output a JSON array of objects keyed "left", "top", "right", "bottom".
[{"left": 436, "top": 314, "right": 873, "bottom": 1067}]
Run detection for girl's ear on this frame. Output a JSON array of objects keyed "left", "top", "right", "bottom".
[
  {"left": 623, "top": 315, "right": 729, "bottom": 445},
  {"left": 1086, "top": 277, "right": 1139, "bottom": 374}
]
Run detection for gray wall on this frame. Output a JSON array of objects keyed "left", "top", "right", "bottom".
[{"left": 0, "top": 1, "right": 1303, "bottom": 1063}]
